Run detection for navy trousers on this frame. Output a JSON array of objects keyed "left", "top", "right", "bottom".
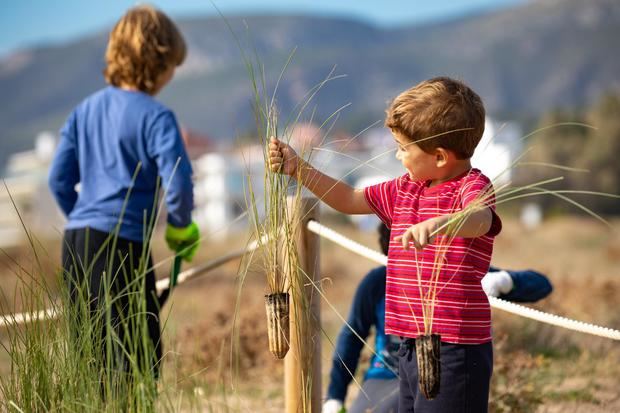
[
  {"left": 349, "top": 378, "right": 399, "bottom": 413},
  {"left": 62, "top": 227, "right": 162, "bottom": 378},
  {"left": 398, "top": 339, "right": 493, "bottom": 413}
]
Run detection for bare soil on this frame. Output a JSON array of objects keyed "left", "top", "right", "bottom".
[{"left": 1, "top": 216, "right": 619, "bottom": 412}]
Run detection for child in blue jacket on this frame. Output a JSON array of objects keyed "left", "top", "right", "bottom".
[{"left": 48, "top": 5, "right": 199, "bottom": 381}]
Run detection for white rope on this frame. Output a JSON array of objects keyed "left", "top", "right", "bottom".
[
  {"left": 0, "top": 308, "right": 58, "bottom": 327},
  {"left": 307, "top": 220, "right": 620, "bottom": 341},
  {"left": 155, "top": 236, "right": 262, "bottom": 291},
  {"left": 308, "top": 220, "right": 388, "bottom": 266},
  {"left": 488, "top": 296, "right": 620, "bottom": 340},
  {"left": 0, "top": 237, "right": 263, "bottom": 328},
  {"left": 4, "top": 222, "right": 619, "bottom": 341}
]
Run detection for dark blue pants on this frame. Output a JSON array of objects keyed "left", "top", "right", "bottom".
[
  {"left": 62, "top": 227, "right": 162, "bottom": 379},
  {"left": 398, "top": 339, "right": 493, "bottom": 412},
  {"left": 349, "top": 378, "right": 399, "bottom": 413}
]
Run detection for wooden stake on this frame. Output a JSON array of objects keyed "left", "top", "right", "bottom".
[{"left": 285, "top": 197, "right": 321, "bottom": 413}]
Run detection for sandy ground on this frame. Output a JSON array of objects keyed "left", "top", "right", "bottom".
[{"left": 1, "top": 215, "right": 619, "bottom": 412}]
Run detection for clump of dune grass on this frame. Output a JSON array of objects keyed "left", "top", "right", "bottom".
[
  {"left": 0, "top": 237, "right": 163, "bottom": 411},
  {"left": 225, "top": 11, "right": 346, "bottom": 370},
  {"left": 0, "top": 167, "right": 214, "bottom": 411},
  {"left": 218, "top": 15, "right": 352, "bottom": 410},
  {"left": 241, "top": 49, "right": 298, "bottom": 360}
]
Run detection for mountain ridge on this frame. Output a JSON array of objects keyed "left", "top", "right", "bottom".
[{"left": 1, "top": 0, "right": 619, "bottom": 170}]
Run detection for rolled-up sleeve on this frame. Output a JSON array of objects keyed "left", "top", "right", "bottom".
[
  {"left": 363, "top": 176, "right": 401, "bottom": 227},
  {"left": 460, "top": 173, "right": 502, "bottom": 237}
]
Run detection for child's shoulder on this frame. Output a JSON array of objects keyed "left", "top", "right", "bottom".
[
  {"left": 435, "top": 168, "right": 492, "bottom": 192},
  {"left": 463, "top": 168, "right": 491, "bottom": 182},
  {"left": 80, "top": 86, "right": 171, "bottom": 116},
  {"left": 459, "top": 168, "right": 493, "bottom": 190}
]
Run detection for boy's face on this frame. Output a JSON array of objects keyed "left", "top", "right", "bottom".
[{"left": 393, "top": 132, "right": 438, "bottom": 181}]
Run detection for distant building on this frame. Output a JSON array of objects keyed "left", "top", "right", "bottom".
[
  {"left": 471, "top": 118, "right": 523, "bottom": 187},
  {"left": 0, "top": 132, "right": 65, "bottom": 248},
  {"left": 189, "top": 123, "right": 384, "bottom": 239},
  {"left": 192, "top": 149, "right": 258, "bottom": 239},
  {"left": 0, "top": 117, "right": 524, "bottom": 248}
]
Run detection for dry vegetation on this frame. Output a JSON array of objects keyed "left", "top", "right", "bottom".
[{"left": 1, "top": 215, "right": 619, "bottom": 412}]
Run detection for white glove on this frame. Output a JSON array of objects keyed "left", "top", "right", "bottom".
[
  {"left": 322, "top": 399, "right": 344, "bottom": 413},
  {"left": 481, "top": 270, "right": 514, "bottom": 297}
]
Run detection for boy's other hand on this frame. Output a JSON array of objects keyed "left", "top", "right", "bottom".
[
  {"left": 394, "top": 217, "right": 441, "bottom": 251},
  {"left": 269, "top": 136, "right": 299, "bottom": 176}
]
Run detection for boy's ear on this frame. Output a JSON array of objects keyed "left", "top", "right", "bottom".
[{"left": 435, "top": 148, "right": 449, "bottom": 167}]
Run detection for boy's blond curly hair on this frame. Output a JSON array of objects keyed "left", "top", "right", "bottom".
[
  {"left": 104, "top": 5, "right": 186, "bottom": 95},
  {"left": 385, "top": 77, "right": 485, "bottom": 159}
]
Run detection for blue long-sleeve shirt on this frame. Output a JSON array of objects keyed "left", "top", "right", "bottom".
[{"left": 48, "top": 86, "right": 193, "bottom": 242}]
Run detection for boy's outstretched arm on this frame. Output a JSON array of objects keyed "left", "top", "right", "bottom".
[
  {"left": 269, "top": 137, "right": 372, "bottom": 214},
  {"left": 447, "top": 208, "right": 493, "bottom": 238}
]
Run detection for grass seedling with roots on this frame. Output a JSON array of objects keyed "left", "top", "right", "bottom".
[
  {"left": 226, "top": 9, "right": 346, "bottom": 370},
  {"left": 241, "top": 47, "right": 300, "bottom": 360}
]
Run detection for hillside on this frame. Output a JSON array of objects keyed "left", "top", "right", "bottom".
[{"left": 1, "top": 0, "right": 619, "bottom": 170}]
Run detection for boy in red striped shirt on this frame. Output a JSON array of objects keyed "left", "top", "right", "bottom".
[{"left": 270, "top": 76, "right": 500, "bottom": 412}]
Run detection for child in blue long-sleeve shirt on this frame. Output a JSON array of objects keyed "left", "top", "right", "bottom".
[{"left": 48, "top": 5, "right": 199, "bottom": 381}]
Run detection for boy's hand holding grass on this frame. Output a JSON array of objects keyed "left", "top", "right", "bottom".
[
  {"left": 269, "top": 136, "right": 300, "bottom": 176},
  {"left": 165, "top": 221, "right": 200, "bottom": 262},
  {"left": 268, "top": 136, "right": 372, "bottom": 215}
]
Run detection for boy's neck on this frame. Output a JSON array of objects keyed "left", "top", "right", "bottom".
[
  {"left": 117, "top": 83, "right": 158, "bottom": 96},
  {"left": 428, "top": 159, "right": 472, "bottom": 187},
  {"left": 118, "top": 83, "right": 141, "bottom": 92},
  {"left": 116, "top": 66, "right": 174, "bottom": 96}
]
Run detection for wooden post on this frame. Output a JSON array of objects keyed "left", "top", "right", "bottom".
[{"left": 285, "top": 197, "right": 321, "bottom": 413}]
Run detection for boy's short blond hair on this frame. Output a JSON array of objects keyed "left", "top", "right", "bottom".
[
  {"left": 385, "top": 77, "right": 485, "bottom": 159},
  {"left": 104, "top": 5, "right": 186, "bottom": 94}
]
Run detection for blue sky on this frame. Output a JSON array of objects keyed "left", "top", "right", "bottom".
[{"left": 0, "top": 0, "right": 523, "bottom": 57}]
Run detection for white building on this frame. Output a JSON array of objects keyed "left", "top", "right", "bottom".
[
  {"left": 192, "top": 147, "right": 264, "bottom": 238},
  {"left": 471, "top": 118, "right": 523, "bottom": 188},
  {"left": 0, "top": 132, "right": 65, "bottom": 248},
  {"left": 0, "top": 117, "right": 522, "bottom": 248}
]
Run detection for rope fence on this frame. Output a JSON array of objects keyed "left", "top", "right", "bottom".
[
  {"left": 306, "top": 220, "right": 620, "bottom": 341},
  {"left": 0, "top": 238, "right": 260, "bottom": 328},
  {"left": 2, "top": 220, "right": 619, "bottom": 341}
]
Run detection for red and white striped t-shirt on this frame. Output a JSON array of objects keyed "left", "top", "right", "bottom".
[{"left": 364, "top": 168, "right": 502, "bottom": 344}]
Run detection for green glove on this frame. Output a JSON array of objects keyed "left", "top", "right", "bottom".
[{"left": 165, "top": 221, "right": 200, "bottom": 262}]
